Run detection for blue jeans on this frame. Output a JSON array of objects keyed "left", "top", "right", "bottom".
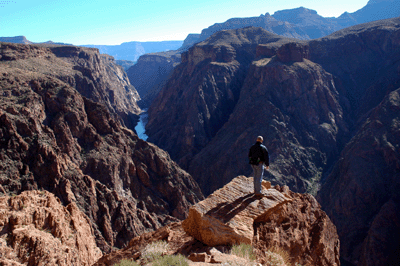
[{"left": 251, "top": 163, "right": 264, "bottom": 194}]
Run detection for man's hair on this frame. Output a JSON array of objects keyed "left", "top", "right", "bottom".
[{"left": 257, "top": 136, "right": 263, "bottom": 142}]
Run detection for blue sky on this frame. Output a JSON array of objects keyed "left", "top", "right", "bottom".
[{"left": 1, "top": 0, "right": 369, "bottom": 45}]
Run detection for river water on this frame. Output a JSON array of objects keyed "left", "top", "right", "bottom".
[{"left": 135, "top": 110, "right": 148, "bottom": 141}]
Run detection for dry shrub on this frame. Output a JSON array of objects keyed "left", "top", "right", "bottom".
[
  {"left": 230, "top": 243, "right": 256, "bottom": 261},
  {"left": 261, "top": 247, "right": 291, "bottom": 266},
  {"left": 142, "top": 240, "right": 169, "bottom": 263}
]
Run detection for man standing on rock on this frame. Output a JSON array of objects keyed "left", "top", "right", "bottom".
[{"left": 248, "top": 136, "right": 269, "bottom": 197}]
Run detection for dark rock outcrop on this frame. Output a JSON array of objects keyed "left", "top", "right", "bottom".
[
  {"left": 319, "top": 88, "right": 400, "bottom": 266},
  {"left": 127, "top": 51, "right": 181, "bottom": 109},
  {"left": 0, "top": 43, "right": 204, "bottom": 253}
]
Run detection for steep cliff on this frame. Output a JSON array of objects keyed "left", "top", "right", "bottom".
[
  {"left": 0, "top": 43, "right": 204, "bottom": 253},
  {"left": 319, "top": 88, "right": 400, "bottom": 266},
  {"left": 188, "top": 41, "right": 346, "bottom": 195},
  {"left": 127, "top": 51, "right": 181, "bottom": 108},
  {"left": 147, "top": 27, "right": 294, "bottom": 169}
]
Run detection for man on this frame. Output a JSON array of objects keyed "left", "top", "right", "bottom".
[{"left": 248, "top": 136, "right": 269, "bottom": 197}]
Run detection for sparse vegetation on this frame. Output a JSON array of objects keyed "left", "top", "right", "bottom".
[
  {"left": 141, "top": 240, "right": 169, "bottom": 263},
  {"left": 262, "top": 247, "right": 291, "bottom": 266},
  {"left": 230, "top": 243, "right": 256, "bottom": 261},
  {"left": 152, "top": 254, "right": 189, "bottom": 266},
  {"left": 113, "top": 259, "right": 139, "bottom": 266}
]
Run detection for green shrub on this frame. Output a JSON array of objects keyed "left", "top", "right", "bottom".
[
  {"left": 113, "top": 259, "right": 139, "bottom": 266},
  {"left": 231, "top": 243, "right": 256, "bottom": 261},
  {"left": 152, "top": 254, "right": 189, "bottom": 266}
]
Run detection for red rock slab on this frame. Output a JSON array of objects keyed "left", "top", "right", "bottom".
[{"left": 182, "top": 175, "right": 292, "bottom": 246}]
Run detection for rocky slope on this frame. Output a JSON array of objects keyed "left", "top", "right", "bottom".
[
  {"left": 0, "top": 190, "right": 102, "bottom": 265},
  {"left": 0, "top": 42, "right": 142, "bottom": 130},
  {"left": 0, "top": 42, "right": 204, "bottom": 253},
  {"left": 95, "top": 176, "right": 340, "bottom": 266},
  {"left": 127, "top": 51, "right": 181, "bottom": 109},
  {"left": 319, "top": 88, "right": 400, "bottom": 266}
]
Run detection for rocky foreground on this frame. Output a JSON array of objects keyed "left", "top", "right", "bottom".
[
  {"left": 0, "top": 190, "right": 102, "bottom": 265},
  {"left": 96, "top": 176, "right": 340, "bottom": 266}
]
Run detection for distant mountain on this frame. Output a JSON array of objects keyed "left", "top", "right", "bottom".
[
  {"left": 81, "top": 41, "right": 183, "bottom": 61},
  {"left": 0, "top": 36, "right": 31, "bottom": 44},
  {"left": 181, "top": 0, "right": 400, "bottom": 49},
  {"left": 0, "top": 37, "right": 183, "bottom": 62},
  {"left": 0, "top": 36, "right": 72, "bottom": 46}
]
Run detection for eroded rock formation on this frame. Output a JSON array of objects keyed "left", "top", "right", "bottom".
[
  {"left": 147, "top": 27, "right": 294, "bottom": 171},
  {"left": 0, "top": 190, "right": 102, "bottom": 266},
  {"left": 0, "top": 43, "right": 204, "bottom": 253},
  {"left": 319, "top": 88, "right": 400, "bottom": 266}
]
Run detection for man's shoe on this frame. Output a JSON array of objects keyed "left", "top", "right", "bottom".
[{"left": 254, "top": 193, "right": 263, "bottom": 199}]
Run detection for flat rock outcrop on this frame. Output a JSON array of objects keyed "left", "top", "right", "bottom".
[
  {"left": 0, "top": 190, "right": 102, "bottom": 266},
  {"left": 96, "top": 176, "right": 340, "bottom": 266},
  {"left": 183, "top": 176, "right": 340, "bottom": 266},
  {"left": 182, "top": 176, "right": 281, "bottom": 246}
]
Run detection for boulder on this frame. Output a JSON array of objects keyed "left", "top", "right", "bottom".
[
  {"left": 183, "top": 176, "right": 340, "bottom": 266},
  {"left": 182, "top": 176, "right": 285, "bottom": 246}
]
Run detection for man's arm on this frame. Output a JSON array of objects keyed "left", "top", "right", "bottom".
[{"left": 263, "top": 147, "right": 269, "bottom": 169}]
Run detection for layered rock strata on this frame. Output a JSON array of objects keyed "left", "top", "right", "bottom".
[
  {"left": 0, "top": 42, "right": 141, "bottom": 129},
  {"left": 0, "top": 43, "right": 204, "bottom": 252},
  {"left": 147, "top": 27, "right": 294, "bottom": 170},
  {"left": 0, "top": 190, "right": 102, "bottom": 266}
]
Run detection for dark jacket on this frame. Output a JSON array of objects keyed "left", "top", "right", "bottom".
[{"left": 248, "top": 141, "right": 269, "bottom": 166}]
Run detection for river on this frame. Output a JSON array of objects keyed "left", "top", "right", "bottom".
[{"left": 135, "top": 110, "right": 148, "bottom": 141}]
